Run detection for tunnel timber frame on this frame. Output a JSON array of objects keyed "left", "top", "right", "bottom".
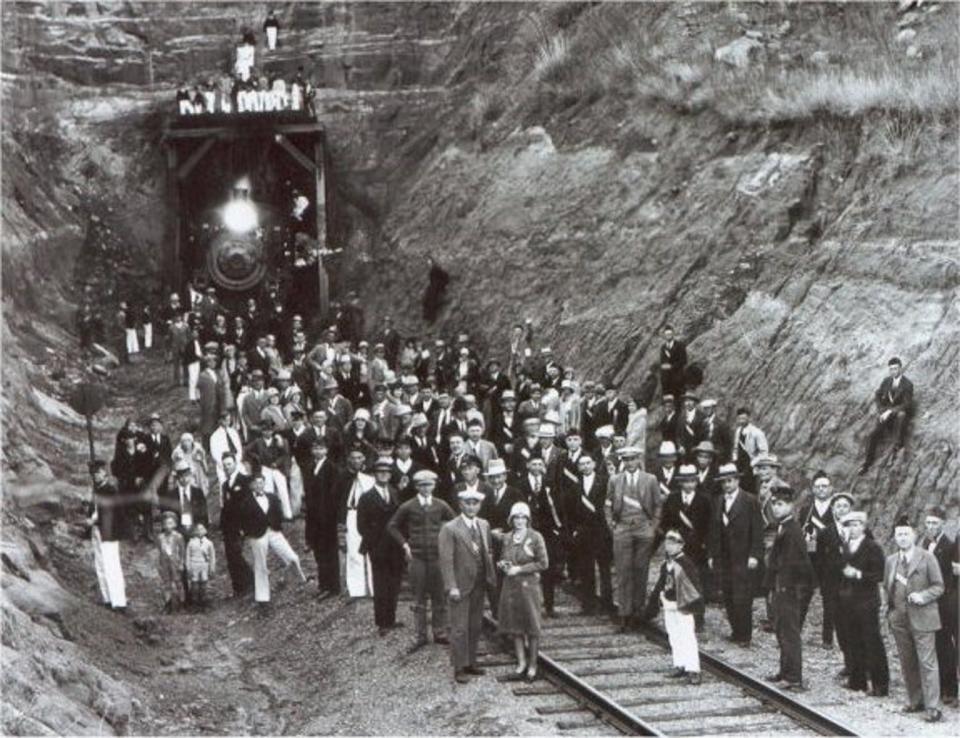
[{"left": 162, "top": 115, "right": 332, "bottom": 316}]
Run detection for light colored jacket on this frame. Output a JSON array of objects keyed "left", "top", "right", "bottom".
[
  {"left": 608, "top": 469, "right": 661, "bottom": 535},
  {"left": 438, "top": 516, "right": 497, "bottom": 596},
  {"left": 884, "top": 546, "right": 944, "bottom": 632}
]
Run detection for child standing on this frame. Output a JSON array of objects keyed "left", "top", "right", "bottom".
[
  {"left": 157, "top": 511, "right": 185, "bottom": 613},
  {"left": 185, "top": 524, "right": 216, "bottom": 610},
  {"left": 644, "top": 529, "right": 704, "bottom": 685}
]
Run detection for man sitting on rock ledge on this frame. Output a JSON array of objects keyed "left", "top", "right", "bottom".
[{"left": 859, "top": 357, "right": 914, "bottom": 475}]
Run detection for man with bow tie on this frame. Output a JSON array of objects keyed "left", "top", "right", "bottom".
[
  {"left": 220, "top": 453, "right": 253, "bottom": 597},
  {"left": 357, "top": 458, "right": 405, "bottom": 635},
  {"left": 608, "top": 446, "right": 662, "bottom": 631},
  {"left": 655, "top": 464, "right": 712, "bottom": 627},
  {"left": 707, "top": 464, "right": 763, "bottom": 646},
  {"left": 438, "top": 487, "right": 496, "bottom": 684},
  {"left": 796, "top": 471, "right": 840, "bottom": 643}
]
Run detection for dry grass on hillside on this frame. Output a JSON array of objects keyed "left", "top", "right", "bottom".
[{"left": 523, "top": 2, "right": 959, "bottom": 126}]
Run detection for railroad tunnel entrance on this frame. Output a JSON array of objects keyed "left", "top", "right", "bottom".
[{"left": 163, "top": 111, "right": 335, "bottom": 319}]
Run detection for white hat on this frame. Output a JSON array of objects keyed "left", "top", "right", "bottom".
[
  {"left": 395, "top": 404, "right": 413, "bottom": 416},
  {"left": 508, "top": 501, "right": 532, "bottom": 524},
  {"left": 410, "top": 412, "right": 429, "bottom": 429},
  {"left": 560, "top": 379, "right": 574, "bottom": 391},
  {"left": 457, "top": 487, "right": 485, "bottom": 502},
  {"left": 402, "top": 375, "right": 419, "bottom": 386},
  {"left": 383, "top": 370, "right": 397, "bottom": 385},
  {"left": 537, "top": 425, "right": 556, "bottom": 438},
  {"left": 466, "top": 409, "right": 485, "bottom": 425},
  {"left": 595, "top": 425, "right": 615, "bottom": 440},
  {"left": 700, "top": 398, "right": 718, "bottom": 409},
  {"left": 617, "top": 446, "right": 643, "bottom": 457},
  {"left": 484, "top": 459, "right": 508, "bottom": 476},
  {"left": 658, "top": 441, "right": 678, "bottom": 457},
  {"left": 413, "top": 470, "right": 438, "bottom": 485}
]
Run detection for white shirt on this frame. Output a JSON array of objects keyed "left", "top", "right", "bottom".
[
  {"left": 494, "top": 485, "right": 506, "bottom": 504},
  {"left": 724, "top": 490, "right": 738, "bottom": 513},
  {"left": 528, "top": 474, "right": 543, "bottom": 493},
  {"left": 255, "top": 492, "right": 269, "bottom": 513},
  {"left": 848, "top": 535, "right": 864, "bottom": 554},
  {"left": 814, "top": 499, "right": 832, "bottom": 518},
  {"left": 395, "top": 458, "right": 412, "bottom": 474},
  {"left": 418, "top": 494, "right": 432, "bottom": 508},
  {"left": 461, "top": 514, "right": 478, "bottom": 531},
  {"left": 375, "top": 485, "right": 390, "bottom": 503},
  {"left": 582, "top": 473, "right": 595, "bottom": 495},
  {"left": 682, "top": 491, "right": 695, "bottom": 506},
  {"left": 313, "top": 459, "right": 325, "bottom": 475}
]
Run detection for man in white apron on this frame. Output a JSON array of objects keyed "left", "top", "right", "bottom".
[{"left": 340, "top": 448, "right": 375, "bottom": 597}]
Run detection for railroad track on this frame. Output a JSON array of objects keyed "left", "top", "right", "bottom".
[{"left": 480, "top": 596, "right": 858, "bottom": 737}]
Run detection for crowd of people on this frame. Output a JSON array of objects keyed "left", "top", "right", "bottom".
[
  {"left": 84, "top": 283, "right": 957, "bottom": 720},
  {"left": 175, "top": 15, "right": 317, "bottom": 117}
]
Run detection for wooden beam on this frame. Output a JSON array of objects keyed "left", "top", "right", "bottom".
[
  {"left": 314, "top": 139, "right": 329, "bottom": 319},
  {"left": 275, "top": 134, "right": 317, "bottom": 174},
  {"left": 163, "top": 121, "right": 324, "bottom": 141},
  {"left": 177, "top": 137, "right": 216, "bottom": 181}
]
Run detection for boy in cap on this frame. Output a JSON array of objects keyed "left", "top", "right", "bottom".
[
  {"left": 645, "top": 529, "right": 703, "bottom": 684},
  {"left": 885, "top": 516, "right": 945, "bottom": 722},
  {"left": 388, "top": 470, "right": 456, "bottom": 650},
  {"left": 837, "top": 509, "right": 889, "bottom": 697},
  {"left": 920, "top": 507, "right": 958, "bottom": 705},
  {"left": 157, "top": 511, "right": 185, "bottom": 613},
  {"left": 763, "top": 485, "right": 813, "bottom": 691},
  {"left": 185, "top": 523, "right": 216, "bottom": 611},
  {"left": 438, "top": 486, "right": 496, "bottom": 683}
]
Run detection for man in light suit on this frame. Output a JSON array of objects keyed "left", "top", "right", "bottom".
[
  {"left": 860, "top": 357, "right": 914, "bottom": 474},
  {"left": 608, "top": 446, "right": 662, "bottom": 631},
  {"left": 730, "top": 407, "right": 767, "bottom": 493},
  {"left": 438, "top": 487, "right": 496, "bottom": 684},
  {"left": 464, "top": 418, "right": 499, "bottom": 471},
  {"left": 885, "top": 516, "right": 945, "bottom": 723},
  {"left": 920, "top": 507, "right": 958, "bottom": 706}
]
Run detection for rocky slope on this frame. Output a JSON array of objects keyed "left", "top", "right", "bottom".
[{"left": 1, "top": 1, "right": 958, "bottom": 734}]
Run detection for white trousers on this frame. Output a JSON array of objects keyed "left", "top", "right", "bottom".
[
  {"left": 143, "top": 322, "right": 153, "bottom": 349},
  {"left": 248, "top": 530, "right": 300, "bottom": 603},
  {"left": 663, "top": 598, "right": 699, "bottom": 672},
  {"left": 94, "top": 536, "right": 127, "bottom": 608},
  {"left": 125, "top": 328, "right": 140, "bottom": 355},
  {"left": 344, "top": 508, "right": 373, "bottom": 597},
  {"left": 179, "top": 100, "right": 195, "bottom": 115},
  {"left": 288, "top": 462, "right": 303, "bottom": 518},
  {"left": 91, "top": 529, "right": 110, "bottom": 604},
  {"left": 187, "top": 361, "right": 200, "bottom": 400},
  {"left": 262, "top": 468, "right": 292, "bottom": 519},
  {"left": 266, "top": 27, "right": 278, "bottom": 50}
]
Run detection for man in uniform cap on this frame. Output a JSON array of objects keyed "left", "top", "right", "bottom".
[
  {"left": 837, "top": 509, "right": 889, "bottom": 696},
  {"left": 438, "top": 486, "right": 496, "bottom": 683},
  {"left": 885, "top": 516, "right": 945, "bottom": 722},
  {"left": 388, "top": 470, "right": 456, "bottom": 651},
  {"left": 763, "top": 485, "right": 814, "bottom": 691},
  {"left": 608, "top": 446, "right": 662, "bottom": 631},
  {"left": 920, "top": 506, "right": 958, "bottom": 705},
  {"left": 357, "top": 458, "right": 404, "bottom": 635},
  {"left": 707, "top": 463, "right": 763, "bottom": 645}
]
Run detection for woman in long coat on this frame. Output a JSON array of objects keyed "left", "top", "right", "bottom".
[{"left": 494, "top": 501, "right": 549, "bottom": 682}]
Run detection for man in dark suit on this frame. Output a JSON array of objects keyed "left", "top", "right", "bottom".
[
  {"left": 698, "top": 399, "right": 732, "bottom": 462},
  {"left": 238, "top": 473, "right": 307, "bottom": 613},
  {"left": 837, "top": 510, "right": 889, "bottom": 697},
  {"left": 659, "top": 325, "right": 687, "bottom": 400},
  {"left": 763, "top": 486, "right": 814, "bottom": 691},
  {"left": 391, "top": 437, "right": 423, "bottom": 502},
  {"left": 302, "top": 438, "right": 342, "bottom": 596},
  {"left": 143, "top": 413, "right": 173, "bottom": 479},
  {"left": 707, "top": 463, "right": 764, "bottom": 645},
  {"left": 654, "top": 441, "right": 681, "bottom": 500},
  {"left": 220, "top": 454, "right": 253, "bottom": 597},
  {"left": 655, "top": 464, "right": 712, "bottom": 627},
  {"left": 692, "top": 441, "right": 721, "bottom": 501},
  {"left": 797, "top": 471, "right": 840, "bottom": 646},
  {"left": 480, "top": 459, "right": 522, "bottom": 531},
  {"left": 569, "top": 455, "right": 614, "bottom": 614},
  {"left": 166, "top": 460, "right": 210, "bottom": 603},
  {"left": 408, "top": 415, "right": 439, "bottom": 471},
  {"left": 524, "top": 456, "right": 567, "bottom": 616},
  {"left": 490, "top": 390, "right": 520, "bottom": 457},
  {"left": 677, "top": 393, "right": 704, "bottom": 461},
  {"left": 860, "top": 356, "right": 915, "bottom": 474},
  {"left": 357, "top": 459, "right": 404, "bottom": 635},
  {"left": 657, "top": 401, "right": 680, "bottom": 453},
  {"left": 296, "top": 409, "right": 344, "bottom": 467},
  {"left": 438, "top": 488, "right": 496, "bottom": 684},
  {"left": 593, "top": 385, "right": 629, "bottom": 436},
  {"left": 921, "top": 507, "right": 958, "bottom": 706}
]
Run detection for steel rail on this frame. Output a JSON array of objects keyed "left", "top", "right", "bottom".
[{"left": 483, "top": 614, "right": 664, "bottom": 736}]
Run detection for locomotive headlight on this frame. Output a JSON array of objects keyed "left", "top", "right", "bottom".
[{"left": 222, "top": 200, "right": 258, "bottom": 234}]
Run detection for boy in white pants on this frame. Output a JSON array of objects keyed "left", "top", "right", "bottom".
[{"left": 645, "top": 529, "right": 703, "bottom": 684}]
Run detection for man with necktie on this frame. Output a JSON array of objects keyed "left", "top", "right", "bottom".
[
  {"left": 608, "top": 446, "right": 662, "bottom": 631},
  {"left": 438, "top": 487, "right": 497, "bottom": 683},
  {"left": 796, "top": 471, "right": 839, "bottom": 643},
  {"left": 569, "top": 455, "right": 613, "bottom": 614},
  {"left": 220, "top": 454, "right": 253, "bottom": 597},
  {"left": 885, "top": 516, "right": 944, "bottom": 723},
  {"left": 303, "top": 438, "right": 342, "bottom": 597},
  {"left": 707, "top": 463, "right": 763, "bottom": 645},
  {"left": 357, "top": 458, "right": 404, "bottom": 635},
  {"left": 526, "top": 456, "right": 567, "bottom": 617},
  {"left": 210, "top": 410, "right": 244, "bottom": 485},
  {"left": 860, "top": 357, "right": 915, "bottom": 474},
  {"left": 920, "top": 507, "right": 958, "bottom": 706}
]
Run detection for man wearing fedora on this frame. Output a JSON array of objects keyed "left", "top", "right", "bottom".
[
  {"left": 764, "top": 485, "right": 814, "bottom": 691},
  {"left": 654, "top": 441, "right": 680, "bottom": 500},
  {"left": 357, "top": 458, "right": 404, "bottom": 636},
  {"left": 608, "top": 446, "right": 661, "bottom": 631},
  {"left": 480, "top": 459, "right": 522, "bottom": 531},
  {"left": 165, "top": 460, "right": 209, "bottom": 603},
  {"left": 524, "top": 456, "right": 567, "bottom": 616},
  {"left": 920, "top": 506, "right": 958, "bottom": 706},
  {"left": 692, "top": 441, "right": 720, "bottom": 501},
  {"left": 677, "top": 393, "right": 704, "bottom": 461},
  {"left": 698, "top": 399, "right": 732, "bottom": 461},
  {"left": 438, "top": 486, "right": 496, "bottom": 684},
  {"left": 657, "top": 464, "right": 713, "bottom": 625},
  {"left": 708, "top": 463, "right": 764, "bottom": 645},
  {"left": 753, "top": 452, "right": 785, "bottom": 631},
  {"left": 837, "top": 509, "right": 889, "bottom": 698},
  {"left": 570, "top": 454, "right": 614, "bottom": 614},
  {"left": 885, "top": 516, "right": 945, "bottom": 723}
]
